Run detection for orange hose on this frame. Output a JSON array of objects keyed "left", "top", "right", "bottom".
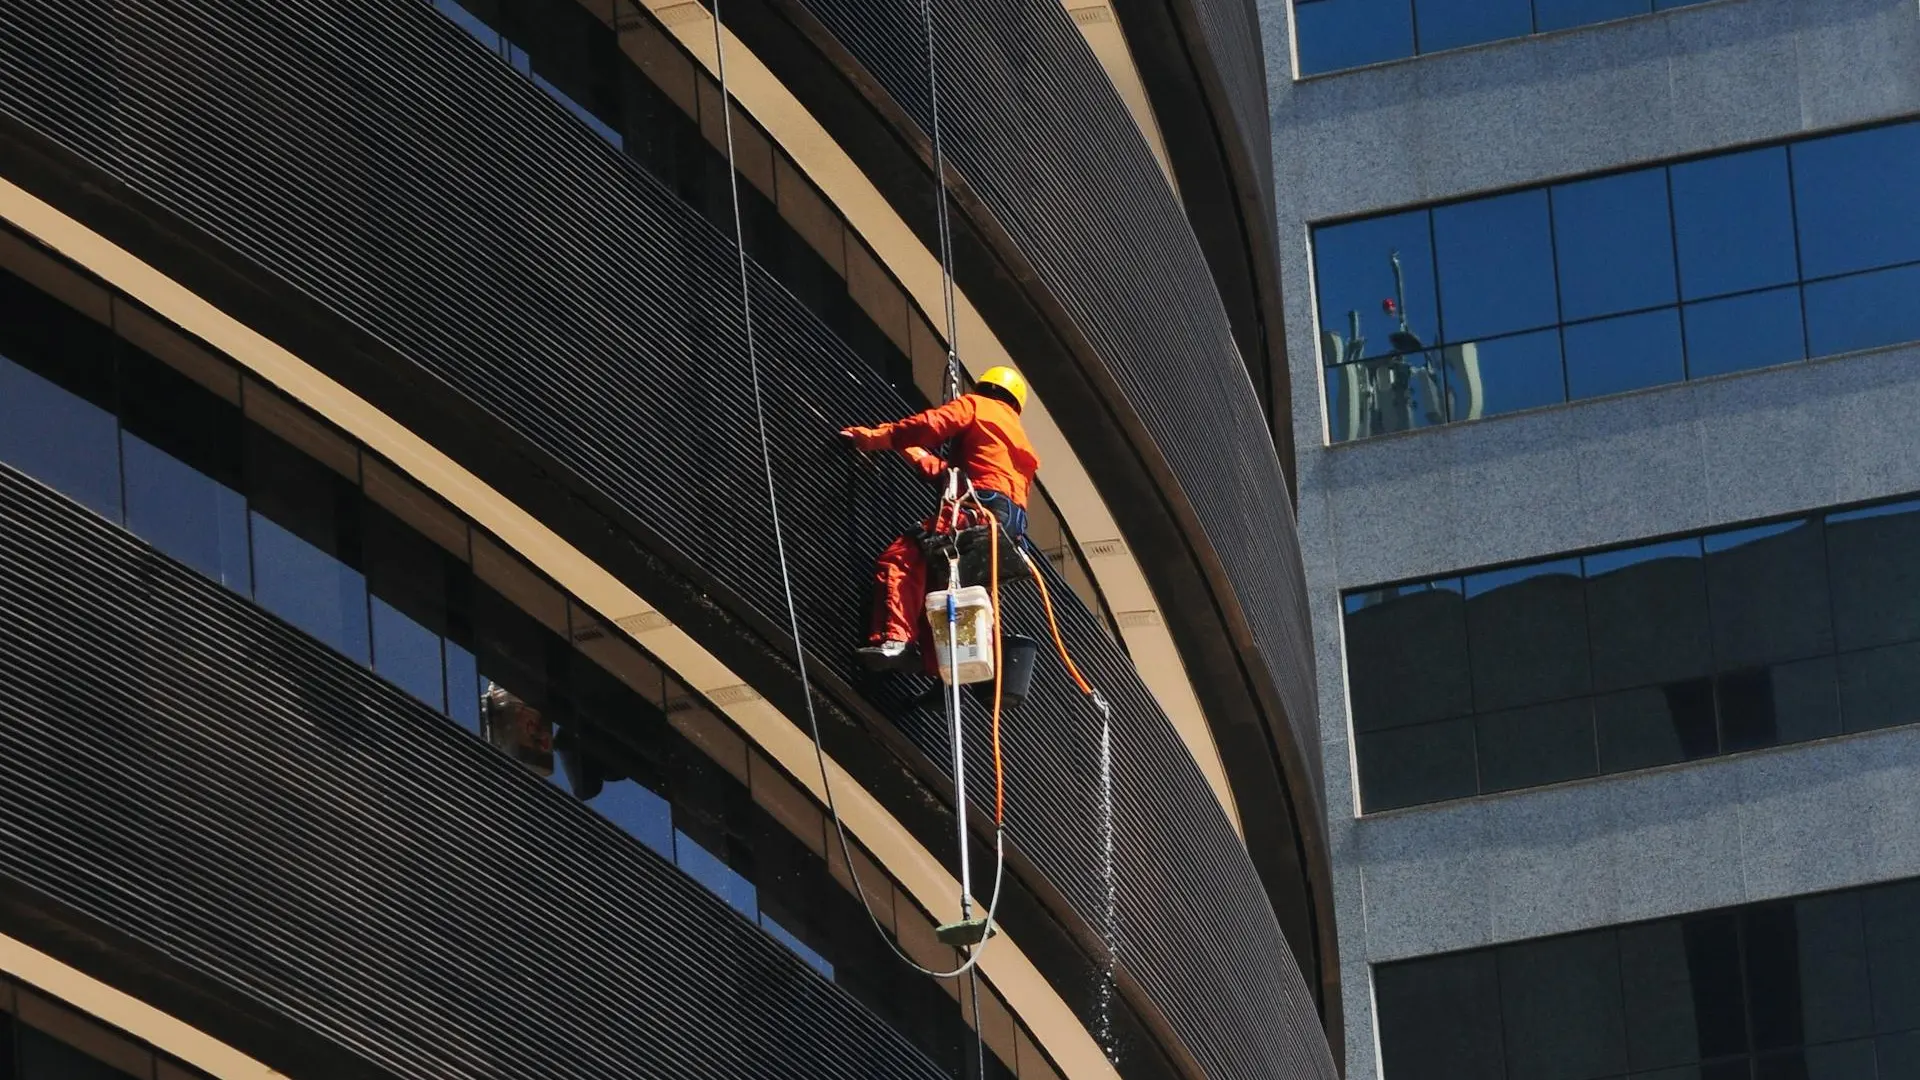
[{"left": 1024, "top": 551, "right": 1094, "bottom": 696}]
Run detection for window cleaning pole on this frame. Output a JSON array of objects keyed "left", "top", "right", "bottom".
[{"left": 946, "top": 551, "right": 974, "bottom": 930}]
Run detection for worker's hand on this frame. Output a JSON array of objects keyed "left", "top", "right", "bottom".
[
  {"left": 839, "top": 425, "right": 890, "bottom": 451},
  {"left": 907, "top": 450, "right": 948, "bottom": 481}
]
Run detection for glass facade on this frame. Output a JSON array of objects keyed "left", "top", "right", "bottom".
[
  {"left": 0, "top": 253, "right": 1057, "bottom": 1080},
  {"left": 1294, "top": 0, "right": 1712, "bottom": 76},
  {"left": 2, "top": 977, "right": 215, "bottom": 1080},
  {"left": 1345, "top": 496, "right": 1920, "bottom": 811},
  {"left": 1374, "top": 876, "right": 1920, "bottom": 1080},
  {"left": 1314, "top": 120, "right": 1920, "bottom": 441}
]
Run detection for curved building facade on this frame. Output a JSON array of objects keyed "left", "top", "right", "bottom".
[{"left": 0, "top": 2, "right": 1333, "bottom": 1079}]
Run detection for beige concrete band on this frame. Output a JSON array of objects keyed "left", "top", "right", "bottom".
[
  {"left": 639, "top": 1, "right": 1243, "bottom": 835},
  {"left": 0, "top": 177, "right": 1120, "bottom": 1080},
  {"left": 0, "top": 932, "right": 288, "bottom": 1079}
]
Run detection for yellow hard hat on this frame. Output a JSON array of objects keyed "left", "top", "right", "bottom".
[{"left": 976, "top": 366, "right": 1029, "bottom": 411}]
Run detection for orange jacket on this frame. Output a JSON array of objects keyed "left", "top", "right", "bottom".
[{"left": 868, "top": 393, "right": 1040, "bottom": 507}]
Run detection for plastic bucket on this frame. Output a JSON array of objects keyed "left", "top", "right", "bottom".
[{"left": 971, "top": 633, "right": 1041, "bottom": 710}]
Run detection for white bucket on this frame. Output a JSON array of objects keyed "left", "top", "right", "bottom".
[{"left": 925, "top": 585, "right": 997, "bottom": 685}]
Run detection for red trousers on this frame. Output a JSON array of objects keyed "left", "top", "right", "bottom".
[
  {"left": 867, "top": 493, "right": 1027, "bottom": 649},
  {"left": 868, "top": 531, "right": 929, "bottom": 647}
]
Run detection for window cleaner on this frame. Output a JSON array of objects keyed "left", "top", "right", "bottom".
[
  {"left": 710, "top": 0, "right": 1117, "bottom": 1042},
  {"left": 840, "top": 365, "right": 1040, "bottom": 673}
]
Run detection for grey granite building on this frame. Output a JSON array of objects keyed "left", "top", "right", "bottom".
[{"left": 1260, "top": 0, "right": 1920, "bottom": 1077}]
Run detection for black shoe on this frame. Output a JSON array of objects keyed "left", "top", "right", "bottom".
[{"left": 856, "top": 640, "right": 917, "bottom": 672}]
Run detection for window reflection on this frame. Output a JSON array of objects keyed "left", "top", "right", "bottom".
[
  {"left": 1349, "top": 494, "right": 1920, "bottom": 808},
  {"left": 1316, "top": 120, "right": 1920, "bottom": 441},
  {"left": 1294, "top": 0, "right": 1415, "bottom": 75},
  {"left": 1414, "top": 0, "right": 1532, "bottom": 54},
  {"left": 1433, "top": 190, "right": 1558, "bottom": 343},
  {"left": 0, "top": 354, "right": 121, "bottom": 522},
  {"left": 1294, "top": 0, "right": 1713, "bottom": 76},
  {"left": 1380, "top": 881, "right": 1920, "bottom": 1080},
  {"left": 1670, "top": 148, "right": 1798, "bottom": 301},
  {"left": 123, "top": 435, "right": 252, "bottom": 593},
  {"left": 1804, "top": 262, "right": 1920, "bottom": 359},
  {"left": 251, "top": 512, "right": 373, "bottom": 664},
  {"left": 1791, "top": 123, "right": 1920, "bottom": 280},
  {"left": 1682, "top": 286, "right": 1805, "bottom": 379},
  {"left": 1536, "top": 0, "right": 1646, "bottom": 32},
  {"left": 1564, "top": 308, "right": 1684, "bottom": 400},
  {"left": 1463, "top": 329, "right": 1562, "bottom": 418},
  {"left": 1552, "top": 169, "right": 1677, "bottom": 322}
]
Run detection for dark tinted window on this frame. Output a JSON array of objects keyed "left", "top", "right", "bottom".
[
  {"left": 1376, "top": 951, "right": 1506, "bottom": 1079},
  {"left": 1377, "top": 881, "right": 1920, "bottom": 1080},
  {"left": 1717, "top": 656, "right": 1839, "bottom": 752},
  {"left": 247, "top": 430, "right": 370, "bottom": 664},
  {"left": 1466, "top": 560, "right": 1590, "bottom": 710},
  {"left": 1358, "top": 717, "right": 1478, "bottom": 811},
  {"left": 1863, "top": 880, "right": 1920, "bottom": 1032},
  {"left": 14, "top": 1027, "right": 140, "bottom": 1080},
  {"left": 118, "top": 353, "right": 250, "bottom": 591},
  {"left": 1826, "top": 501, "right": 1920, "bottom": 652},
  {"left": 1786, "top": 892, "right": 1874, "bottom": 1046},
  {"left": 1346, "top": 581, "right": 1473, "bottom": 732},
  {"left": 1596, "top": 678, "right": 1716, "bottom": 773},
  {"left": 1703, "top": 521, "right": 1832, "bottom": 668},
  {"left": 1476, "top": 698, "right": 1597, "bottom": 793},
  {"left": 1839, "top": 641, "right": 1920, "bottom": 735},
  {"left": 1350, "top": 493, "right": 1920, "bottom": 808},
  {"left": 1499, "top": 931, "right": 1628, "bottom": 1080},
  {"left": 1584, "top": 540, "right": 1711, "bottom": 692}
]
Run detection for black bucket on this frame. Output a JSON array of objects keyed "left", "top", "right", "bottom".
[
  {"left": 924, "top": 526, "right": 1024, "bottom": 591},
  {"left": 971, "top": 633, "right": 1041, "bottom": 711}
]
